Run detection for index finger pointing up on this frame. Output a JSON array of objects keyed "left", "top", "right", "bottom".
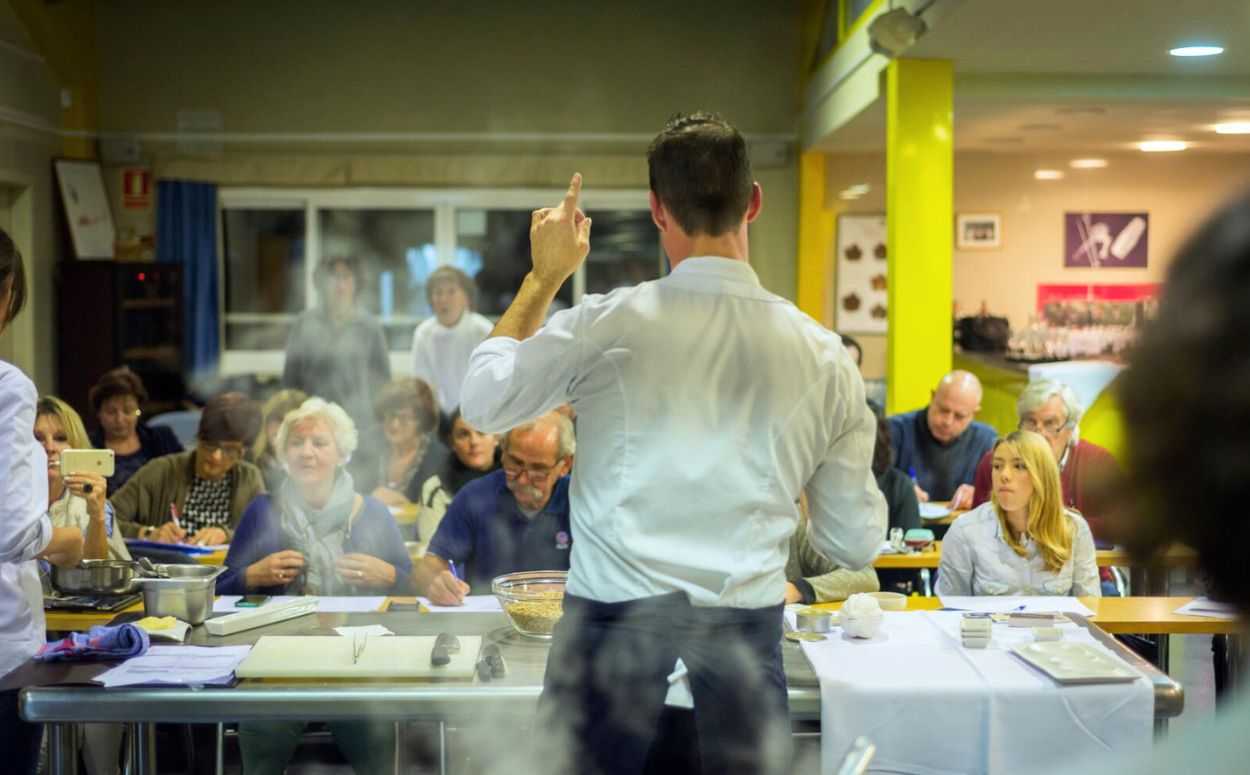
[{"left": 562, "top": 172, "right": 583, "bottom": 216}]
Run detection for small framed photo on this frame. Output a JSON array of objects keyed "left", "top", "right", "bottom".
[{"left": 956, "top": 212, "right": 1001, "bottom": 250}]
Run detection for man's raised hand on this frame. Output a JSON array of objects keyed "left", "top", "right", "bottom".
[{"left": 529, "top": 173, "right": 592, "bottom": 288}]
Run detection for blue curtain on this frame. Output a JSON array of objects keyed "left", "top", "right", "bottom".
[{"left": 156, "top": 180, "right": 219, "bottom": 380}]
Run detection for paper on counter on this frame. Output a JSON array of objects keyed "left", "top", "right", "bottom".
[
  {"left": 418, "top": 594, "right": 503, "bottom": 613},
  {"left": 213, "top": 595, "right": 386, "bottom": 613},
  {"left": 938, "top": 596, "right": 1095, "bottom": 616},
  {"left": 333, "top": 624, "right": 394, "bottom": 637},
  {"left": 920, "top": 502, "right": 952, "bottom": 519},
  {"left": 877, "top": 541, "right": 900, "bottom": 555},
  {"left": 1174, "top": 597, "right": 1240, "bottom": 620},
  {"left": 96, "top": 645, "right": 251, "bottom": 688}
]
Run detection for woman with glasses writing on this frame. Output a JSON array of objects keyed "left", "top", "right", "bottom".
[
  {"left": 109, "top": 392, "right": 265, "bottom": 546},
  {"left": 219, "top": 397, "right": 409, "bottom": 775},
  {"left": 969, "top": 379, "right": 1120, "bottom": 539},
  {"left": 937, "top": 430, "right": 1100, "bottom": 597}
]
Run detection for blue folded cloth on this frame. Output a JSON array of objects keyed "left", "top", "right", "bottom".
[{"left": 36, "top": 623, "right": 150, "bottom": 662}]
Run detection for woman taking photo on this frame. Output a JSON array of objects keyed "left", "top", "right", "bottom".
[
  {"left": 937, "top": 430, "right": 1100, "bottom": 597},
  {"left": 36, "top": 396, "right": 130, "bottom": 561},
  {"left": 87, "top": 367, "right": 183, "bottom": 492},
  {"left": 219, "top": 397, "right": 410, "bottom": 774},
  {"left": 0, "top": 230, "right": 84, "bottom": 774}
]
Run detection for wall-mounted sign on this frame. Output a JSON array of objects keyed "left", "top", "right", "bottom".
[
  {"left": 121, "top": 168, "right": 152, "bottom": 212},
  {"left": 835, "top": 214, "right": 888, "bottom": 334},
  {"left": 1064, "top": 212, "right": 1148, "bottom": 268}
]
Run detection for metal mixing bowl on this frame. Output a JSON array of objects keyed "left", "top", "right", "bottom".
[{"left": 50, "top": 560, "right": 137, "bottom": 595}]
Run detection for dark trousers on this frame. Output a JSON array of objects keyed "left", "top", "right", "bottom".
[
  {"left": 534, "top": 592, "right": 791, "bottom": 775},
  {"left": 0, "top": 688, "right": 42, "bottom": 775}
]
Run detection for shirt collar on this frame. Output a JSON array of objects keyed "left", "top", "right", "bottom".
[{"left": 666, "top": 256, "right": 761, "bottom": 287}]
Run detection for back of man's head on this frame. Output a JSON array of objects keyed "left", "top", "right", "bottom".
[{"left": 647, "top": 112, "right": 753, "bottom": 237}]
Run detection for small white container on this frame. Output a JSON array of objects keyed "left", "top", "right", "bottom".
[
  {"left": 1032, "top": 626, "right": 1063, "bottom": 643},
  {"left": 962, "top": 636, "right": 991, "bottom": 649}
]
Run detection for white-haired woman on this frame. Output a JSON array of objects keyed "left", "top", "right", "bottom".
[
  {"left": 219, "top": 397, "right": 409, "bottom": 774},
  {"left": 219, "top": 397, "right": 413, "bottom": 596},
  {"left": 970, "top": 378, "right": 1119, "bottom": 540}
]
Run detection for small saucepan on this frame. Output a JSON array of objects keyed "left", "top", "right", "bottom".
[{"left": 51, "top": 559, "right": 138, "bottom": 595}]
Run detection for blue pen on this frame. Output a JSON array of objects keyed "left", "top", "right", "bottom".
[
  {"left": 448, "top": 560, "right": 463, "bottom": 581},
  {"left": 908, "top": 467, "right": 918, "bottom": 484},
  {"left": 1012, "top": 604, "right": 1027, "bottom": 612}
]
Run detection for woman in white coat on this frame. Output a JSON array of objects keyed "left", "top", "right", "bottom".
[{"left": 0, "top": 229, "right": 84, "bottom": 774}]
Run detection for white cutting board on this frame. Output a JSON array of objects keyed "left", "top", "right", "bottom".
[{"left": 236, "top": 636, "right": 481, "bottom": 679}]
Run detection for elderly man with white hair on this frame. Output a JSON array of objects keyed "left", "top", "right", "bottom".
[{"left": 970, "top": 378, "right": 1120, "bottom": 540}]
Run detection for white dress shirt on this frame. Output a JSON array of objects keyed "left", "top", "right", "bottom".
[
  {"left": 0, "top": 360, "right": 52, "bottom": 678},
  {"left": 935, "top": 502, "right": 1101, "bottom": 597},
  {"left": 462, "top": 256, "right": 886, "bottom": 608},
  {"left": 411, "top": 310, "right": 494, "bottom": 414}
]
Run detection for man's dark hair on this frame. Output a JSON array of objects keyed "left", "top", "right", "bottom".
[
  {"left": 1119, "top": 188, "right": 1250, "bottom": 611},
  {"left": 315, "top": 256, "right": 364, "bottom": 299},
  {"left": 646, "top": 112, "right": 753, "bottom": 237},
  {"left": 0, "top": 228, "right": 27, "bottom": 325},
  {"left": 197, "top": 392, "right": 261, "bottom": 445}
]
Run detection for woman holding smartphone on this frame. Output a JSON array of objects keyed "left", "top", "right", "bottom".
[{"left": 0, "top": 229, "right": 84, "bottom": 774}]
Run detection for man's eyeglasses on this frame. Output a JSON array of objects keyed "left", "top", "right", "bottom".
[
  {"left": 1018, "top": 417, "right": 1070, "bottom": 435},
  {"left": 200, "top": 440, "right": 246, "bottom": 459},
  {"left": 501, "top": 457, "right": 559, "bottom": 483}
]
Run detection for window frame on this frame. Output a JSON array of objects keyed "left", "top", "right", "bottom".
[{"left": 217, "top": 186, "right": 655, "bottom": 376}]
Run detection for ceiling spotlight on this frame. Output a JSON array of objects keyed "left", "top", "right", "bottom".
[
  {"left": 839, "top": 189, "right": 863, "bottom": 201},
  {"left": 1138, "top": 140, "right": 1188, "bottom": 152},
  {"left": 1034, "top": 170, "right": 1064, "bottom": 180},
  {"left": 1213, "top": 122, "right": 1250, "bottom": 134},
  {"left": 1070, "top": 159, "right": 1108, "bottom": 169},
  {"left": 868, "top": 8, "right": 927, "bottom": 58},
  {"left": 1169, "top": 45, "right": 1223, "bottom": 57}
]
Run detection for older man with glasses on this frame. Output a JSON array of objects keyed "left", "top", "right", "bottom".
[
  {"left": 413, "top": 410, "right": 574, "bottom": 605},
  {"left": 970, "top": 379, "right": 1120, "bottom": 540}
]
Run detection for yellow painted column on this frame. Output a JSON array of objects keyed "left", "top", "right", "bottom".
[
  {"left": 885, "top": 59, "right": 953, "bottom": 414},
  {"left": 796, "top": 150, "right": 835, "bottom": 326}
]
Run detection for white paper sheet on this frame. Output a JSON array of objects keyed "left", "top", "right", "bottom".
[
  {"left": 213, "top": 595, "right": 386, "bottom": 613},
  {"left": 1174, "top": 597, "right": 1240, "bottom": 620},
  {"left": 920, "top": 502, "right": 952, "bottom": 519},
  {"left": 800, "top": 611, "right": 1152, "bottom": 773},
  {"left": 333, "top": 624, "right": 395, "bottom": 637},
  {"left": 95, "top": 645, "right": 252, "bottom": 688},
  {"left": 418, "top": 594, "right": 503, "bottom": 613},
  {"left": 938, "top": 595, "right": 1095, "bottom": 616}
]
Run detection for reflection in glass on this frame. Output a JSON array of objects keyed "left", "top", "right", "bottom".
[{"left": 222, "top": 209, "right": 306, "bottom": 350}]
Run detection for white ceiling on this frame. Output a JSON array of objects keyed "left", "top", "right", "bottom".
[{"left": 817, "top": 0, "right": 1250, "bottom": 153}]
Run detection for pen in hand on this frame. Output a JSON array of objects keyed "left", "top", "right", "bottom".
[{"left": 449, "top": 560, "right": 462, "bottom": 581}]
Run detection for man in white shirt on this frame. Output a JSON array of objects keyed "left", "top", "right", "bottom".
[
  {"left": 461, "top": 113, "right": 885, "bottom": 774},
  {"left": 410, "top": 266, "right": 493, "bottom": 414}
]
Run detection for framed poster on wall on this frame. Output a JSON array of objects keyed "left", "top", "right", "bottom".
[
  {"left": 835, "top": 213, "right": 887, "bottom": 334},
  {"left": 53, "top": 159, "right": 117, "bottom": 260},
  {"left": 1064, "top": 212, "right": 1148, "bottom": 268}
]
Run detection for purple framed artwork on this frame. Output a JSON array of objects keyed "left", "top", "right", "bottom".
[{"left": 1064, "top": 212, "right": 1148, "bottom": 268}]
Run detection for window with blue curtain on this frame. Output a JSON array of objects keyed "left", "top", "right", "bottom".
[{"left": 156, "top": 180, "right": 220, "bottom": 380}]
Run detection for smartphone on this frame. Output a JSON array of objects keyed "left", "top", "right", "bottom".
[
  {"left": 60, "top": 448, "right": 116, "bottom": 478},
  {"left": 236, "top": 595, "right": 270, "bottom": 608}
]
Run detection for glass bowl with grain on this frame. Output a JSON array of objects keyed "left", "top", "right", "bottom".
[{"left": 492, "top": 570, "right": 567, "bottom": 639}]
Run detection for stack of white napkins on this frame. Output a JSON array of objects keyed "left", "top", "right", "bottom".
[{"left": 960, "top": 617, "right": 991, "bottom": 648}]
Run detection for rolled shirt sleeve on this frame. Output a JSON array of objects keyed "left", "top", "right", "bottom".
[
  {"left": 803, "top": 359, "right": 887, "bottom": 571},
  {"left": 460, "top": 307, "right": 583, "bottom": 434}
]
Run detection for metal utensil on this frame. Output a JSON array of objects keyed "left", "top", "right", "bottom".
[{"left": 50, "top": 560, "right": 137, "bottom": 595}]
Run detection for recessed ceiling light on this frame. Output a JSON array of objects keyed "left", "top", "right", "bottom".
[
  {"left": 839, "top": 189, "right": 863, "bottom": 201},
  {"left": 1169, "top": 45, "right": 1223, "bottom": 57},
  {"left": 1138, "top": 140, "right": 1188, "bottom": 152},
  {"left": 846, "top": 183, "right": 872, "bottom": 196},
  {"left": 1034, "top": 170, "right": 1064, "bottom": 180},
  {"left": 1213, "top": 121, "right": 1250, "bottom": 134},
  {"left": 1070, "top": 158, "right": 1108, "bottom": 169}
]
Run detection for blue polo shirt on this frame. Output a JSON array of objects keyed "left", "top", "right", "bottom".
[{"left": 426, "top": 468, "right": 572, "bottom": 591}]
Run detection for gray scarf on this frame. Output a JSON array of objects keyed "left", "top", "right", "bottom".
[{"left": 278, "top": 469, "right": 358, "bottom": 596}]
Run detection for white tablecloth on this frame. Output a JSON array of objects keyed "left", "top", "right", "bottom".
[{"left": 799, "top": 611, "right": 1152, "bottom": 774}]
